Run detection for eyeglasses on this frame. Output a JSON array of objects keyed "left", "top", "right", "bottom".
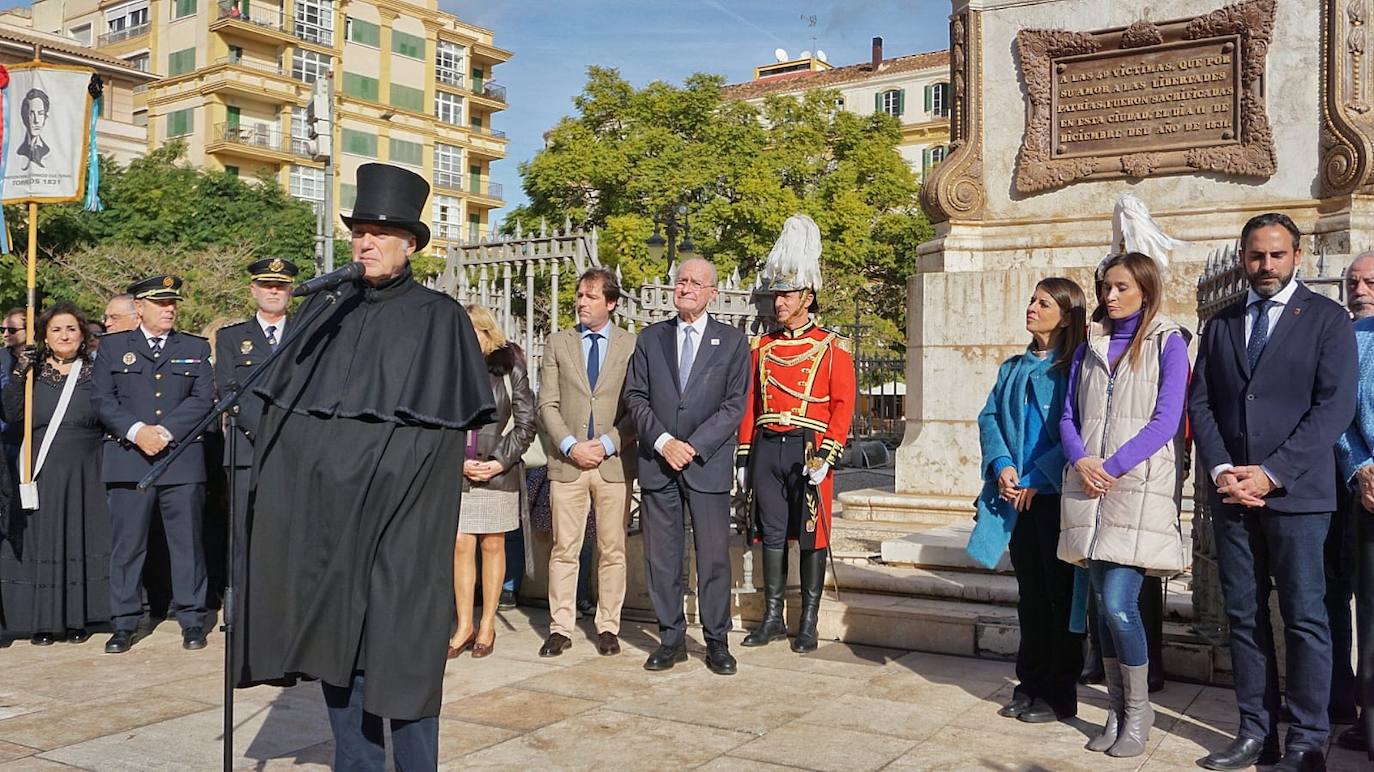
[
  {"left": 674, "top": 278, "right": 712, "bottom": 290},
  {"left": 103, "top": 313, "right": 130, "bottom": 322},
  {"left": 0, "top": 327, "right": 21, "bottom": 334}
]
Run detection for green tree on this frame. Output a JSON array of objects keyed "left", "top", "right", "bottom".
[{"left": 503, "top": 67, "right": 931, "bottom": 350}]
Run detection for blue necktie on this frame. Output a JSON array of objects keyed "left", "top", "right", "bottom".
[
  {"left": 265, "top": 325, "right": 278, "bottom": 351},
  {"left": 586, "top": 332, "right": 601, "bottom": 438},
  {"left": 679, "top": 326, "right": 696, "bottom": 392},
  {"left": 1247, "top": 299, "right": 1273, "bottom": 371},
  {"left": 149, "top": 336, "right": 163, "bottom": 357}
]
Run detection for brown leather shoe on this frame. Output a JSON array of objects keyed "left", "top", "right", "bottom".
[
  {"left": 472, "top": 638, "right": 495, "bottom": 659},
  {"left": 596, "top": 631, "right": 620, "bottom": 655},
  {"left": 539, "top": 632, "right": 571, "bottom": 657}
]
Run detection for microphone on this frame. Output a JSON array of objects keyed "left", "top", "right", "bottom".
[{"left": 292, "top": 262, "right": 364, "bottom": 297}]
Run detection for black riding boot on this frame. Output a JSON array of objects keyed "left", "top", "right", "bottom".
[
  {"left": 743, "top": 548, "right": 788, "bottom": 647},
  {"left": 792, "top": 548, "right": 827, "bottom": 653}
]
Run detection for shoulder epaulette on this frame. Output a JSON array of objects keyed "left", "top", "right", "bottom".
[
  {"left": 178, "top": 331, "right": 209, "bottom": 341},
  {"left": 822, "top": 328, "right": 853, "bottom": 354},
  {"left": 220, "top": 320, "right": 251, "bottom": 331}
]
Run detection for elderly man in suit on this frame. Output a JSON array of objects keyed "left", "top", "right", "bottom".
[
  {"left": 537, "top": 267, "right": 638, "bottom": 658},
  {"left": 91, "top": 275, "right": 215, "bottom": 655},
  {"left": 1191, "top": 213, "right": 1359, "bottom": 772},
  {"left": 624, "top": 257, "right": 750, "bottom": 675}
]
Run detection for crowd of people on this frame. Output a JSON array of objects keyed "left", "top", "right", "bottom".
[{"left": 975, "top": 212, "right": 1371, "bottom": 772}]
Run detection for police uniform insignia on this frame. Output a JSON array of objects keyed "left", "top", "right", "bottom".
[
  {"left": 269, "top": 258, "right": 284, "bottom": 272},
  {"left": 122, "top": 352, "right": 136, "bottom": 365},
  {"left": 241, "top": 340, "right": 254, "bottom": 354},
  {"left": 162, "top": 276, "right": 174, "bottom": 288}
]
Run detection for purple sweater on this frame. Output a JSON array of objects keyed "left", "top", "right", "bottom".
[{"left": 1060, "top": 311, "right": 1190, "bottom": 478}]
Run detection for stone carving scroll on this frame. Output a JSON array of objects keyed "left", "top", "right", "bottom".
[
  {"left": 1013, "top": 0, "right": 1277, "bottom": 195},
  {"left": 920, "top": 10, "right": 986, "bottom": 223},
  {"left": 1323, "top": 0, "right": 1374, "bottom": 194}
]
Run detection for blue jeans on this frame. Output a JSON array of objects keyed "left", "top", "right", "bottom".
[
  {"left": 1214, "top": 505, "right": 1331, "bottom": 752},
  {"left": 321, "top": 673, "right": 438, "bottom": 772},
  {"left": 502, "top": 526, "right": 523, "bottom": 593},
  {"left": 1087, "top": 560, "right": 1148, "bottom": 667}
]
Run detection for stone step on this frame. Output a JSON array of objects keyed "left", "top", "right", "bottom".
[
  {"left": 835, "top": 488, "right": 974, "bottom": 524},
  {"left": 880, "top": 522, "right": 1011, "bottom": 572}
]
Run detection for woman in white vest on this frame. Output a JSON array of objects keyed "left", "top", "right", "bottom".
[{"left": 1058, "top": 251, "right": 1191, "bottom": 758}]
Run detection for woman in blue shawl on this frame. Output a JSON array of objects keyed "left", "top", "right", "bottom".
[{"left": 967, "top": 277, "right": 1088, "bottom": 723}]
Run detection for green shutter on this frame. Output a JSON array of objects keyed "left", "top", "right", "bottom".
[
  {"left": 924, "top": 84, "right": 933, "bottom": 112},
  {"left": 392, "top": 31, "right": 425, "bottom": 59},
  {"left": 226, "top": 105, "right": 240, "bottom": 129},
  {"left": 922, "top": 147, "right": 932, "bottom": 175},
  {"left": 389, "top": 83, "right": 424, "bottom": 113},
  {"left": 469, "top": 164, "right": 480, "bottom": 191},
  {"left": 874, "top": 92, "right": 881, "bottom": 112},
  {"left": 225, "top": 165, "right": 239, "bottom": 177},
  {"left": 168, "top": 48, "right": 196, "bottom": 76},
  {"left": 167, "top": 107, "right": 194, "bottom": 137},
  {"left": 471, "top": 67, "right": 484, "bottom": 89},
  {"left": 347, "top": 17, "right": 380, "bottom": 47},
  {"left": 897, "top": 89, "right": 905, "bottom": 116},
  {"left": 389, "top": 138, "right": 423, "bottom": 166},
  {"left": 340, "top": 183, "right": 357, "bottom": 209},
  {"left": 341, "top": 128, "right": 377, "bottom": 157},
  {"left": 174, "top": 0, "right": 196, "bottom": 18},
  {"left": 343, "top": 72, "right": 379, "bottom": 101}
]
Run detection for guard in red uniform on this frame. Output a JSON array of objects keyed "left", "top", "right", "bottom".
[{"left": 737, "top": 214, "right": 855, "bottom": 653}]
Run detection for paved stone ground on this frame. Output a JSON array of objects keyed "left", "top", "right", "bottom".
[{"left": 0, "top": 609, "right": 1366, "bottom": 771}]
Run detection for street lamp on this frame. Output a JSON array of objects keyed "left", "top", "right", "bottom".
[{"left": 646, "top": 203, "right": 695, "bottom": 267}]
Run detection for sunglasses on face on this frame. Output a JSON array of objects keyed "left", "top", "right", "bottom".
[{"left": 0, "top": 327, "right": 21, "bottom": 334}]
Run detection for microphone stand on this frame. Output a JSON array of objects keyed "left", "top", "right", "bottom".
[{"left": 137, "top": 287, "right": 345, "bottom": 772}]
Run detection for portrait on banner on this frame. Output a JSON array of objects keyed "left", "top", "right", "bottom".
[{"left": 2, "top": 65, "right": 92, "bottom": 203}]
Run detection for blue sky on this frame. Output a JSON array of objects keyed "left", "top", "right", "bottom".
[{"left": 440, "top": 0, "right": 950, "bottom": 223}]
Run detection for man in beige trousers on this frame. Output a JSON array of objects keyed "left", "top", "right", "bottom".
[{"left": 537, "top": 267, "right": 637, "bottom": 657}]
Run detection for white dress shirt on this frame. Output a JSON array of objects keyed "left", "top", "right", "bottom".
[
  {"left": 257, "top": 313, "right": 286, "bottom": 343},
  {"left": 654, "top": 314, "right": 711, "bottom": 455}
]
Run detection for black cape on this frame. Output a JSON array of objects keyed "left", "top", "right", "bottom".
[{"left": 233, "top": 266, "right": 495, "bottom": 720}]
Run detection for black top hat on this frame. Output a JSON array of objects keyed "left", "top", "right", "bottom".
[
  {"left": 340, "top": 163, "right": 431, "bottom": 251},
  {"left": 128, "top": 274, "right": 184, "bottom": 301},
  {"left": 247, "top": 257, "right": 300, "bottom": 283}
]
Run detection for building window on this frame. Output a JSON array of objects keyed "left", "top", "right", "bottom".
[
  {"left": 168, "top": 48, "right": 196, "bottom": 76},
  {"left": 345, "top": 16, "right": 379, "bottom": 47},
  {"left": 106, "top": 1, "right": 149, "bottom": 35},
  {"left": 342, "top": 72, "right": 379, "bottom": 102},
  {"left": 166, "top": 107, "right": 195, "bottom": 138},
  {"left": 225, "top": 165, "right": 239, "bottom": 177},
  {"left": 434, "top": 90, "right": 462, "bottom": 126},
  {"left": 468, "top": 213, "right": 481, "bottom": 242},
  {"left": 290, "top": 106, "right": 311, "bottom": 155},
  {"left": 133, "top": 110, "right": 148, "bottom": 127},
  {"left": 127, "top": 53, "right": 150, "bottom": 72},
  {"left": 172, "top": 0, "right": 196, "bottom": 20},
  {"left": 294, "top": 0, "right": 333, "bottom": 45},
  {"left": 70, "top": 23, "right": 92, "bottom": 45},
  {"left": 340, "top": 183, "right": 357, "bottom": 210},
  {"left": 435, "top": 39, "right": 464, "bottom": 87},
  {"left": 434, "top": 143, "right": 462, "bottom": 189},
  {"left": 876, "top": 89, "right": 904, "bottom": 117},
  {"left": 389, "top": 83, "right": 424, "bottom": 113},
  {"left": 290, "top": 165, "right": 326, "bottom": 202},
  {"left": 389, "top": 138, "right": 423, "bottom": 167},
  {"left": 922, "top": 144, "right": 948, "bottom": 176},
  {"left": 925, "top": 82, "right": 950, "bottom": 117},
  {"left": 432, "top": 194, "right": 461, "bottom": 241},
  {"left": 227, "top": 45, "right": 243, "bottom": 64},
  {"left": 292, "top": 48, "right": 330, "bottom": 83},
  {"left": 341, "top": 128, "right": 377, "bottom": 157},
  {"left": 392, "top": 30, "right": 424, "bottom": 59}
]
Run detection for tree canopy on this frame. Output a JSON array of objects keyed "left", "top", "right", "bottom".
[{"left": 503, "top": 67, "right": 931, "bottom": 349}]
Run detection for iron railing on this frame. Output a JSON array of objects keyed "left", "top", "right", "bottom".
[
  {"left": 99, "top": 22, "right": 150, "bottom": 46},
  {"left": 216, "top": 0, "right": 285, "bottom": 31}
]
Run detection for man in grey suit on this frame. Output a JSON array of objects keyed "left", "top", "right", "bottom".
[{"left": 624, "top": 257, "right": 750, "bottom": 675}]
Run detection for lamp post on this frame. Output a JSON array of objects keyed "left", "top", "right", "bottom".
[{"left": 646, "top": 203, "right": 696, "bottom": 267}]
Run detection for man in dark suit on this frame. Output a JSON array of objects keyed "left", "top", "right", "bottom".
[
  {"left": 624, "top": 256, "right": 749, "bottom": 675},
  {"left": 1191, "top": 213, "right": 1359, "bottom": 772},
  {"left": 91, "top": 274, "right": 215, "bottom": 654},
  {"left": 213, "top": 258, "right": 296, "bottom": 602}
]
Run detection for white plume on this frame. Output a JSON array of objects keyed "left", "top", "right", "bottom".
[
  {"left": 1111, "top": 193, "right": 1185, "bottom": 271},
  {"left": 762, "top": 214, "right": 823, "bottom": 291}
]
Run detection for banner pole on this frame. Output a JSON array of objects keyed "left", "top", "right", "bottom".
[{"left": 20, "top": 44, "right": 39, "bottom": 489}]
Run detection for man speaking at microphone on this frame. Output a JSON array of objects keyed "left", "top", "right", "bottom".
[{"left": 235, "top": 163, "right": 495, "bottom": 771}]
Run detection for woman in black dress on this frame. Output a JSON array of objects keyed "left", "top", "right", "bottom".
[{"left": 0, "top": 302, "right": 111, "bottom": 644}]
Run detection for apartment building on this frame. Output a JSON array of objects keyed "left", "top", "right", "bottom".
[
  {"left": 0, "top": 12, "right": 156, "bottom": 165},
  {"left": 29, "top": 0, "right": 508, "bottom": 252},
  {"left": 723, "top": 38, "right": 950, "bottom": 179}
]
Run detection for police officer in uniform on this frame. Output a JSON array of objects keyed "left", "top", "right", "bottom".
[
  {"left": 91, "top": 275, "right": 215, "bottom": 653},
  {"left": 737, "top": 215, "right": 856, "bottom": 653},
  {"left": 214, "top": 258, "right": 297, "bottom": 532}
]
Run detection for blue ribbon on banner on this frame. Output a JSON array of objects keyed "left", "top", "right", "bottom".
[{"left": 84, "top": 94, "right": 103, "bottom": 212}]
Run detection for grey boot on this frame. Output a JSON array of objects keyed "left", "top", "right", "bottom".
[
  {"left": 1084, "top": 657, "right": 1121, "bottom": 752},
  {"left": 1106, "top": 662, "right": 1154, "bottom": 758},
  {"left": 742, "top": 548, "right": 787, "bottom": 647}
]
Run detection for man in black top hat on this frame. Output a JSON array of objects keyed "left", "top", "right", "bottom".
[
  {"left": 90, "top": 274, "right": 215, "bottom": 654},
  {"left": 235, "top": 163, "right": 495, "bottom": 771},
  {"left": 212, "top": 258, "right": 297, "bottom": 599}
]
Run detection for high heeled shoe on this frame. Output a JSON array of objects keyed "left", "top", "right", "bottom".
[
  {"left": 447, "top": 632, "right": 475, "bottom": 659},
  {"left": 472, "top": 635, "right": 495, "bottom": 659}
]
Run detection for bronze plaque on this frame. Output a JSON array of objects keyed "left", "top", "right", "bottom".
[
  {"left": 1052, "top": 38, "right": 1239, "bottom": 158},
  {"left": 1013, "top": 0, "right": 1276, "bottom": 194}
]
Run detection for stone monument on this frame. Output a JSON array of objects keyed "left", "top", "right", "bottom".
[{"left": 842, "top": 0, "right": 1367, "bottom": 526}]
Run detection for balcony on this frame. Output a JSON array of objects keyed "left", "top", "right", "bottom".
[
  {"left": 210, "top": 121, "right": 313, "bottom": 163},
  {"left": 467, "top": 124, "right": 506, "bottom": 140},
  {"left": 212, "top": 1, "right": 296, "bottom": 44},
  {"left": 99, "top": 22, "right": 150, "bottom": 47},
  {"left": 467, "top": 179, "right": 504, "bottom": 205},
  {"left": 468, "top": 81, "right": 505, "bottom": 104},
  {"left": 202, "top": 56, "right": 304, "bottom": 104}
]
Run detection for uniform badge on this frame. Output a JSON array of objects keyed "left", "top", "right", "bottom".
[
  {"left": 240, "top": 340, "right": 254, "bottom": 354},
  {"left": 122, "top": 352, "right": 136, "bottom": 365},
  {"left": 161, "top": 276, "right": 174, "bottom": 288}
]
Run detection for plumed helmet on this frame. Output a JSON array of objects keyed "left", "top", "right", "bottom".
[{"left": 760, "top": 214, "right": 822, "bottom": 294}]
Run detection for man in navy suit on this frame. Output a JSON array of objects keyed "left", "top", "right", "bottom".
[
  {"left": 624, "top": 257, "right": 749, "bottom": 675},
  {"left": 1191, "top": 213, "right": 1359, "bottom": 772},
  {"left": 91, "top": 275, "right": 215, "bottom": 654}
]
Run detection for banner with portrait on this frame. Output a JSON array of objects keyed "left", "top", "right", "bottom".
[{"left": 1, "top": 63, "right": 94, "bottom": 204}]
